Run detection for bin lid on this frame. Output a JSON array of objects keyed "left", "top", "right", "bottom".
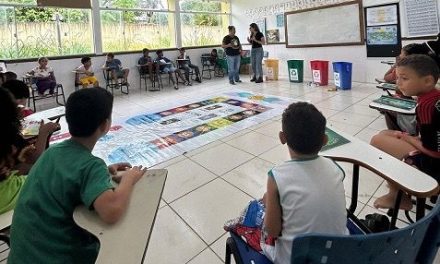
[{"left": 265, "top": 58, "right": 279, "bottom": 61}]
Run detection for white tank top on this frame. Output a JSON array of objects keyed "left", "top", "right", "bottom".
[{"left": 269, "top": 156, "right": 348, "bottom": 264}]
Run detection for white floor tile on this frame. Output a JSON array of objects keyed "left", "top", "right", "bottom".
[
  {"left": 190, "top": 143, "right": 254, "bottom": 176},
  {"left": 143, "top": 206, "right": 206, "bottom": 264},
  {"left": 170, "top": 178, "right": 252, "bottom": 244},
  {"left": 161, "top": 158, "right": 217, "bottom": 203},
  {"left": 226, "top": 131, "right": 280, "bottom": 156},
  {"left": 187, "top": 248, "right": 223, "bottom": 264},
  {"left": 222, "top": 157, "right": 275, "bottom": 199}
]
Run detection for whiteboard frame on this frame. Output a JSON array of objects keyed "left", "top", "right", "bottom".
[{"left": 285, "top": 0, "right": 365, "bottom": 48}]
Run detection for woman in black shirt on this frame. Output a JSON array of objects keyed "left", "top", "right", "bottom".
[{"left": 247, "top": 23, "right": 266, "bottom": 83}]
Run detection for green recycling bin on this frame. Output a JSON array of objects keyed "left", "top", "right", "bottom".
[{"left": 287, "top": 60, "right": 304, "bottom": 83}]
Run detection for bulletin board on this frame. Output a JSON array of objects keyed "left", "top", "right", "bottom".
[{"left": 285, "top": 1, "right": 364, "bottom": 48}]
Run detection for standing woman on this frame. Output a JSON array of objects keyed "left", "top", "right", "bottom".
[
  {"left": 222, "top": 26, "right": 242, "bottom": 85},
  {"left": 248, "top": 23, "right": 266, "bottom": 83}
]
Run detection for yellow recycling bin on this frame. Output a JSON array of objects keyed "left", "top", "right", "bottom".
[{"left": 264, "top": 59, "right": 279, "bottom": 81}]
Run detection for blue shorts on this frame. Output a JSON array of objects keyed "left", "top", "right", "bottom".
[{"left": 162, "top": 66, "right": 176, "bottom": 74}]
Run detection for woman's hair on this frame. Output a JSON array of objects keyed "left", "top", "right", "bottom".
[
  {"left": 0, "top": 88, "right": 21, "bottom": 180},
  {"left": 249, "top": 23, "right": 260, "bottom": 33}
]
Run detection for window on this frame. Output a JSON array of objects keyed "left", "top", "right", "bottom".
[
  {"left": 0, "top": 2, "right": 93, "bottom": 59},
  {"left": 99, "top": 0, "right": 175, "bottom": 52},
  {"left": 101, "top": 10, "right": 175, "bottom": 52},
  {"left": 179, "top": 0, "right": 230, "bottom": 47}
]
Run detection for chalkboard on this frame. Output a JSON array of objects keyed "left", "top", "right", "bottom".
[{"left": 285, "top": 1, "right": 364, "bottom": 48}]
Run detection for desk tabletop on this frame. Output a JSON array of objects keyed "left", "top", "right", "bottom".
[
  {"left": 320, "top": 129, "right": 438, "bottom": 197},
  {"left": 369, "top": 101, "right": 416, "bottom": 115},
  {"left": 73, "top": 169, "right": 167, "bottom": 264},
  {"left": 25, "top": 106, "right": 65, "bottom": 121},
  {"left": 0, "top": 210, "right": 13, "bottom": 231}
]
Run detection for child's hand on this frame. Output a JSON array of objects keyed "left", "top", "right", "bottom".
[
  {"left": 17, "top": 144, "right": 36, "bottom": 163},
  {"left": 108, "top": 162, "right": 131, "bottom": 175},
  {"left": 121, "top": 165, "right": 147, "bottom": 185},
  {"left": 39, "top": 121, "right": 60, "bottom": 136}
]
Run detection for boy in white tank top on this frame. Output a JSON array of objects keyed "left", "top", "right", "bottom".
[{"left": 265, "top": 102, "right": 348, "bottom": 263}]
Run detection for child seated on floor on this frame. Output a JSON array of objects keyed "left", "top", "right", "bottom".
[
  {"left": 225, "top": 102, "right": 348, "bottom": 264},
  {"left": 76, "top": 57, "right": 99, "bottom": 89},
  {"left": 28, "top": 57, "right": 57, "bottom": 97},
  {"left": 371, "top": 54, "right": 440, "bottom": 210},
  {"left": 2, "top": 80, "right": 33, "bottom": 118},
  {"left": 8, "top": 88, "right": 147, "bottom": 264}
]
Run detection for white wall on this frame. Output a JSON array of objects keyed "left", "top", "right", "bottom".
[
  {"left": 231, "top": 0, "right": 436, "bottom": 83},
  {"left": 5, "top": 47, "right": 215, "bottom": 97}
]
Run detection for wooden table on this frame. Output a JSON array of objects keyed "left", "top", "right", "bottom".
[
  {"left": 73, "top": 169, "right": 167, "bottom": 264},
  {"left": 320, "top": 128, "right": 439, "bottom": 228}
]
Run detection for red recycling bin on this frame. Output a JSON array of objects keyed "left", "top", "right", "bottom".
[{"left": 310, "top": 60, "right": 329, "bottom": 86}]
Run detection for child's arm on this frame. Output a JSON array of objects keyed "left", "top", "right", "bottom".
[
  {"left": 383, "top": 66, "right": 396, "bottom": 83},
  {"left": 264, "top": 176, "right": 283, "bottom": 237},
  {"left": 93, "top": 166, "right": 146, "bottom": 224},
  {"left": 29, "top": 121, "right": 60, "bottom": 163},
  {"left": 397, "top": 132, "right": 440, "bottom": 158}
]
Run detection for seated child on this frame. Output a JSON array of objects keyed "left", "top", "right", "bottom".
[
  {"left": 0, "top": 88, "right": 29, "bottom": 214},
  {"left": 28, "top": 57, "right": 57, "bottom": 96},
  {"left": 155, "top": 50, "right": 187, "bottom": 89},
  {"left": 8, "top": 88, "right": 147, "bottom": 263},
  {"left": 103, "top": 53, "right": 129, "bottom": 84},
  {"left": 2, "top": 80, "right": 33, "bottom": 118},
  {"left": 225, "top": 102, "right": 348, "bottom": 264},
  {"left": 177, "top": 47, "right": 201, "bottom": 83},
  {"left": 371, "top": 54, "right": 440, "bottom": 210},
  {"left": 209, "top": 48, "right": 218, "bottom": 65},
  {"left": 76, "top": 57, "right": 99, "bottom": 89},
  {"left": 3, "top": 71, "right": 17, "bottom": 82},
  {"left": 138, "top": 48, "right": 157, "bottom": 83}
]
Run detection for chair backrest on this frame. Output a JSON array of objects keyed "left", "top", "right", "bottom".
[
  {"left": 416, "top": 200, "right": 440, "bottom": 264},
  {"left": 216, "top": 48, "right": 225, "bottom": 59},
  {"left": 290, "top": 202, "right": 439, "bottom": 264}
]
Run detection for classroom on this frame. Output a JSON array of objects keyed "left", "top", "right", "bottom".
[{"left": 1, "top": 0, "right": 440, "bottom": 263}]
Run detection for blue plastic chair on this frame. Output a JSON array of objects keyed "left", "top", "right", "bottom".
[{"left": 225, "top": 203, "right": 439, "bottom": 264}]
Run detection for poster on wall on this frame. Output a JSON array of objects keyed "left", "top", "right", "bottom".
[
  {"left": 366, "top": 4, "right": 398, "bottom": 26},
  {"left": 265, "top": 13, "right": 285, "bottom": 43},
  {"left": 266, "top": 29, "right": 280, "bottom": 44},
  {"left": 404, "top": 0, "right": 439, "bottom": 37},
  {"left": 365, "top": 3, "right": 401, "bottom": 57},
  {"left": 367, "top": 25, "right": 398, "bottom": 45}
]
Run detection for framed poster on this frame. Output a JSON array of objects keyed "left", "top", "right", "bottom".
[
  {"left": 403, "top": 0, "right": 439, "bottom": 38},
  {"left": 365, "top": 3, "right": 402, "bottom": 57}
]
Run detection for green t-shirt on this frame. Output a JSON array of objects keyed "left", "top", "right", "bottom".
[
  {"left": 0, "top": 171, "right": 27, "bottom": 214},
  {"left": 8, "top": 139, "right": 113, "bottom": 264}
]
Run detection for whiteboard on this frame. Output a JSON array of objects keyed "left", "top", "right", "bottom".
[{"left": 286, "top": 1, "right": 364, "bottom": 48}]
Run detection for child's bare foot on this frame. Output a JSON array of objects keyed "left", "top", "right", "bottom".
[{"left": 374, "top": 193, "right": 413, "bottom": 210}]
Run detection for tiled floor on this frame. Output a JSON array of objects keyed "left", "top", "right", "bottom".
[{"left": 2, "top": 77, "right": 439, "bottom": 263}]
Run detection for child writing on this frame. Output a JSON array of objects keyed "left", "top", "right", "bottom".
[
  {"left": 226, "top": 102, "right": 348, "bottom": 264},
  {"left": 28, "top": 57, "right": 57, "bottom": 96},
  {"left": 76, "top": 57, "right": 99, "bottom": 89},
  {"left": 8, "top": 88, "right": 147, "bottom": 263},
  {"left": 2, "top": 80, "right": 33, "bottom": 118},
  {"left": 371, "top": 54, "right": 440, "bottom": 210}
]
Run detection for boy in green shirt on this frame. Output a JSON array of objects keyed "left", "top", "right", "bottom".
[{"left": 8, "top": 88, "right": 146, "bottom": 264}]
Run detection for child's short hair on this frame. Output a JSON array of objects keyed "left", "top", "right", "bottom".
[
  {"left": 142, "top": 48, "right": 149, "bottom": 53},
  {"left": 228, "top": 26, "right": 235, "bottom": 31},
  {"left": 211, "top": 49, "right": 217, "bottom": 53},
  {"left": 282, "top": 102, "right": 326, "bottom": 155},
  {"left": 2, "top": 80, "right": 30, "bottom": 99},
  {"left": 38, "top": 57, "right": 48, "bottom": 63},
  {"left": 156, "top": 50, "right": 163, "bottom": 55},
  {"left": 179, "top": 47, "right": 185, "bottom": 51},
  {"left": 4, "top": 71, "right": 17, "bottom": 81},
  {"left": 402, "top": 43, "right": 430, "bottom": 55},
  {"left": 66, "top": 88, "right": 113, "bottom": 137},
  {"left": 397, "top": 54, "right": 440, "bottom": 83},
  {"left": 106, "top": 53, "right": 114, "bottom": 59},
  {"left": 81, "top": 57, "right": 91, "bottom": 64}
]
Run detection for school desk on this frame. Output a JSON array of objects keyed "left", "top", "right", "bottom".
[
  {"left": 24, "top": 106, "right": 65, "bottom": 122},
  {"left": 0, "top": 210, "right": 13, "bottom": 232},
  {"left": 73, "top": 169, "right": 167, "bottom": 264},
  {"left": 320, "top": 128, "right": 438, "bottom": 229},
  {"left": 369, "top": 95, "right": 416, "bottom": 115}
]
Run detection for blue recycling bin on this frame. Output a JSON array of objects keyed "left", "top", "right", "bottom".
[{"left": 332, "top": 62, "right": 352, "bottom": 90}]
